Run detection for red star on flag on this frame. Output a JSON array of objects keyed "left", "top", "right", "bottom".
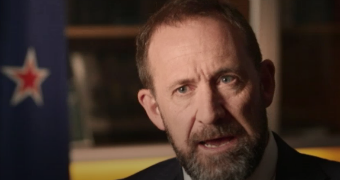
[{"left": 1, "top": 47, "right": 50, "bottom": 106}]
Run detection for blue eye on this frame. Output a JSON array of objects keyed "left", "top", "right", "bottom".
[
  {"left": 177, "top": 86, "right": 188, "bottom": 93},
  {"left": 221, "top": 76, "right": 234, "bottom": 83}
]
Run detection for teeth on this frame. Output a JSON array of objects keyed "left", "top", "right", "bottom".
[{"left": 204, "top": 141, "right": 229, "bottom": 148}]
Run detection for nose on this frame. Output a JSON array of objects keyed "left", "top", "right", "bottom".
[{"left": 196, "top": 85, "right": 226, "bottom": 125}]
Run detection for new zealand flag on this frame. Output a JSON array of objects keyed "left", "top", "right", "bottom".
[{"left": 0, "top": 0, "right": 69, "bottom": 180}]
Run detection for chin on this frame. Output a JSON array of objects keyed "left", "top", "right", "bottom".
[{"left": 167, "top": 127, "right": 268, "bottom": 180}]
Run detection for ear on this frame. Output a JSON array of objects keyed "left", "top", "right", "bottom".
[
  {"left": 138, "top": 89, "right": 165, "bottom": 131},
  {"left": 259, "top": 59, "right": 275, "bottom": 107}
]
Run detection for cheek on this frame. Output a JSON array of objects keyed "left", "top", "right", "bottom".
[
  {"left": 159, "top": 99, "right": 197, "bottom": 147},
  {"left": 223, "top": 84, "right": 262, "bottom": 136}
]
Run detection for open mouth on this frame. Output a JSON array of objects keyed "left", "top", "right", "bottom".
[{"left": 199, "top": 136, "right": 235, "bottom": 148}]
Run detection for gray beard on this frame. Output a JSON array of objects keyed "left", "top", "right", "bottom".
[{"left": 163, "top": 111, "right": 268, "bottom": 180}]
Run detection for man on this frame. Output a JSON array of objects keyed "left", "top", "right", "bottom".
[{"left": 124, "top": 0, "right": 340, "bottom": 179}]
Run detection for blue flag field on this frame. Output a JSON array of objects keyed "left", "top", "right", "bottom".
[{"left": 0, "top": 0, "right": 69, "bottom": 179}]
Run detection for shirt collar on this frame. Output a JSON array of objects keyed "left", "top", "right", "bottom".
[
  {"left": 183, "top": 131, "right": 278, "bottom": 180},
  {"left": 246, "top": 131, "right": 278, "bottom": 180}
]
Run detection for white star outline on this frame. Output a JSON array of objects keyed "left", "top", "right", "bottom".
[{"left": 1, "top": 47, "right": 50, "bottom": 106}]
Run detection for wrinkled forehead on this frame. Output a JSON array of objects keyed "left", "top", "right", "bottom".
[
  {"left": 147, "top": 17, "right": 248, "bottom": 68},
  {"left": 149, "top": 15, "right": 235, "bottom": 46}
]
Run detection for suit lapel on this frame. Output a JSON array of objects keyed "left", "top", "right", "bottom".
[
  {"left": 273, "top": 133, "right": 328, "bottom": 180},
  {"left": 153, "top": 158, "right": 184, "bottom": 180}
]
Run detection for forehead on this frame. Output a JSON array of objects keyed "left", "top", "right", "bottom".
[
  {"left": 149, "top": 17, "right": 236, "bottom": 61},
  {"left": 147, "top": 17, "right": 251, "bottom": 88}
]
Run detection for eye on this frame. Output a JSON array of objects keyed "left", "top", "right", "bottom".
[
  {"left": 177, "top": 86, "right": 188, "bottom": 94},
  {"left": 220, "top": 75, "right": 235, "bottom": 83}
]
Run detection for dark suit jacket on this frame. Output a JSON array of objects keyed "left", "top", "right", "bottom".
[{"left": 122, "top": 133, "right": 340, "bottom": 180}]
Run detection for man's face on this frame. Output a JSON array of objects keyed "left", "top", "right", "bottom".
[{"left": 139, "top": 17, "right": 275, "bottom": 180}]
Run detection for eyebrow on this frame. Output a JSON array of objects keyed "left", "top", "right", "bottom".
[
  {"left": 167, "top": 67, "right": 241, "bottom": 91},
  {"left": 214, "top": 67, "right": 240, "bottom": 78},
  {"left": 167, "top": 78, "right": 195, "bottom": 91}
]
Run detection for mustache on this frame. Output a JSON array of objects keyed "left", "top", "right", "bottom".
[{"left": 188, "top": 121, "right": 246, "bottom": 145}]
